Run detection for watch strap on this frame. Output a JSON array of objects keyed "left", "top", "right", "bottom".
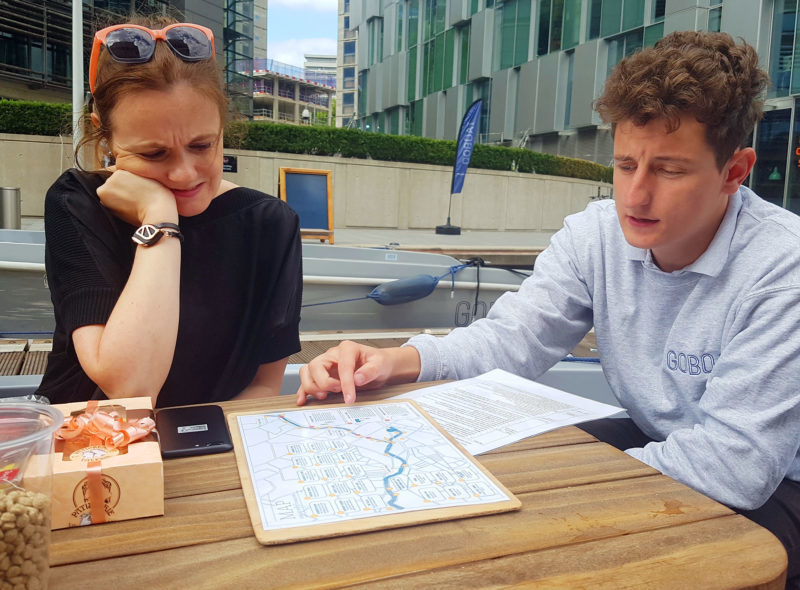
[
  {"left": 132, "top": 223, "right": 184, "bottom": 246},
  {"left": 154, "top": 222, "right": 184, "bottom": 242}
]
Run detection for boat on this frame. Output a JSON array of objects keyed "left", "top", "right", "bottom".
[
  {"left": 0, "top": 228, "right": 528, "bottom": 335},
  {"left": 0, "top": 229, "right": 613, "bottom": 406}
]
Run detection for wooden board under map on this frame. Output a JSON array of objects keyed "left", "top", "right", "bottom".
[{"left": 228, "top": 399, "right": 520, "bottom": 545}]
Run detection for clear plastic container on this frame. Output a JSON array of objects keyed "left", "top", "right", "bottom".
[{"left": 0, "top": 403, "right": 63, "bottom": 590}]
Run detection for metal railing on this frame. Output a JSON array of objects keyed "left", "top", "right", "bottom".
[{"left": 253, "top": 108, "right": 273, "bottom": 119}]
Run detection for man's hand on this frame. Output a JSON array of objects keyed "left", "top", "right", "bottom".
[{"left": 295, "top": 342, "right": 421, "bottom": 406}]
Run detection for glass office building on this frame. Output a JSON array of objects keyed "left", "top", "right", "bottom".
[
  {"left": 337, "top": 0, "right": 359, "bottom": 127},
  {"left": 0, "top": 0, "right": 255, "bottom": 117},
  {"left": 347, "top": 0, "right": 800, "bottom": 213}
]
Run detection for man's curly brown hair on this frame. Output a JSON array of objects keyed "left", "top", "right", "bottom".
[{"left": 595, "top": 31, "right": 769, "bottom": 169}]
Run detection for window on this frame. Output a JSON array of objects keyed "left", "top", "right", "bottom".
[
  {"left": 408, "top": 45, "right": 418, "bottom": 101},
  {"left": 549, "top": 0, "right": 564, "bottom": 52},
  {"left": 495, "top": 0, "right": 530, "bottom": 67},
  {"left": 606, "top": 28, "right": 643, "bottom": 76},
  {"left": 653, "top": 0, "right": 665, "bottom": 21},
  {"left": 344, "top": 16, "right": 350, "bottom": 30},
  {"left": 387, "top": 108, "right": 400, "bottom": 134},
  {"left": 564, "top": 50, "right": 574, "bottom": 127},
  {"left": 397, "top": 2, "right": 404, "bottom": 53},
  {"left": 752, "top": 109, "right": 791, "bottom": 208},
  {"left": 643, "top": 22, "right": 663, "bottom": 47},
  {"left": 407, "top": 99, "right": 424, "bottom": 135},
  {"left": 621, "top": 0, "right": 644, "bottom": 31},
  {"left": 769, "top": 0, "right": 798, "bottom": 97},
  {"left": 537, "top": 0, "right": 551, "bottom": 55},
  {"left": 0, "top": 32, "right": 30, "bottom": 70},
  {"left": 408, "top": 0, "right": 419, "bottom": 48},
  {"left": 444, "top": 28, "right": 455, "bottom": 89},
  {"left": 423, "top": 0, "right": 447, "bottom": 42},
  {"left": 343, "top": 67, "right": 355, "bottom": 89},
  {"left": 421, "top": 0, "right": 453, "bottom": 92},
  {"left": 708, "top": 6, "right": 722, "bottom": 32},
  {"left": 601, "top": 0, "right": 623, "bottom": 37},
  {"left": 538, "top": 0, "right": 580, "bottom": 55},
  {"left": 343, "top": 41, "right": 356, "bottom": 65},
  {"left": 588, "top": 0, "right": 602, "bottom": 39},
  {"left": 562, "top": 0, "right": 581, "bottom": 50},
  {"left": 459, "top": 24, "right": 471, "bottom": 84},
  {"left": 368, "top": 18, "right": 384, "bottom": 65},
  {"left": 358, "top": 71, "right": 368, "bottom": 117},
  {"left": 466, "top": 80, "right": 491, "bottom": 139}
]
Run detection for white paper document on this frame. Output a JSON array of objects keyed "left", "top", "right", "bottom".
[
  {"left": 236, "top": 401, "right": 513, "bottom": 531},
  {"left": 392, "top": 369, "right": 624, "bottom": 455}
]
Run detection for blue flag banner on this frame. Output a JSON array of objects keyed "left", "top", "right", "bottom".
[{"left": 450, "top": 99, "right": 483, "bottom": 195}]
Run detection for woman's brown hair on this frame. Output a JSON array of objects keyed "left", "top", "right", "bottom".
[
  {"left": 77, "top": 15, "right": 228, "bottom": 169},
  {"left": 595, "top": 31, "right": 769, "bottom": 169}
]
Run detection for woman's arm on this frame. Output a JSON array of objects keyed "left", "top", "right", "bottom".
[
  {"left": 234, "top": 359, "right": 290, "bottom": 400},
  {"left": 72, "top": 170, "right": 181, "bottom": 402}
]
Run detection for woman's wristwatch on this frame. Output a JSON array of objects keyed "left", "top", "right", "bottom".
[{"left": 132, "top": 222, "right": 184, "bottom": 246}]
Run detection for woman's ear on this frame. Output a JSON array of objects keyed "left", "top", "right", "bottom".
[{"left": 90, "top": 112, "right": 101, "bottom": 129}]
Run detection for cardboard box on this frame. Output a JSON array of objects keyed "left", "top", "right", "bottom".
[{"left": 50, "top": 397, "right": 164, "bottom": 529}]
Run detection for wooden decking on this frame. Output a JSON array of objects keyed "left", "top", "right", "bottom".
[
  {"left": 0, "top": 330, "right": 599, "bottom": 377},
  {"left": 0, "top": 339, "right": 50, "bottom": 376}
]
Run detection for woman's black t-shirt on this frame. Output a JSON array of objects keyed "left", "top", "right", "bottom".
[{"left": 36, "top": 169, "right": 302, "bottom": 407}]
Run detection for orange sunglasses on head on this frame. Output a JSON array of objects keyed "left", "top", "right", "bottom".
[{"left": 89, "top": 23, "right": 215, "bottom": 94}]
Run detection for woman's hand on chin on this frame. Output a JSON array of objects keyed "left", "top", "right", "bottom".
[{"left": 97, "top": 169, "right": 179, "bottom": 226}]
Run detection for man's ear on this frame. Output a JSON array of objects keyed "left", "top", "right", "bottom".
[{"left": 722, "top": 147, "right": 757, "bottom": 194}]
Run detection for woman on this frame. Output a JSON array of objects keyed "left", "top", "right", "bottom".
[{"left": 36, "top": 17, "right": 302, "bottom": 407}]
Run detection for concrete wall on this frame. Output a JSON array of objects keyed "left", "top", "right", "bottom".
[
  {"left": 0, "top": 133, "right": 611, "bottom": 231},
  {"left": 0, "top": 134, "right": 75, "bottom": 217}
]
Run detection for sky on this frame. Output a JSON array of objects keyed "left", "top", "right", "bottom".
[{"left": 267, "top": 0, "right": 338, "bottom": 68}]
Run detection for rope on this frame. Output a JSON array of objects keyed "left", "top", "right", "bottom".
[{"left": 301, "top": 295, "right": 371, "bottom": 308}]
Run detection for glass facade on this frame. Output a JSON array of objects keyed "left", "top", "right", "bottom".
[
  {"left": 0, "top": 0, "right": 177, "bottom": 94},
  {"left": 752, "top": 109, "right": 791, "bottom": 208},
  {"left": 349, "top": 0, "right": 800, "bottom": 215},
  {"left": 225, "top": 0, "right": 255, "bottom": 118},
  {"left": 770, "top": 0, "right": 800, "bottom": 97},
  {"left": 790, "top": 105, "right": 800, "bottom": 214}
]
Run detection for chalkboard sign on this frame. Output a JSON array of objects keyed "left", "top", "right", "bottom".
[{"left": 279, "top": 167, "right": 334, "bottom": 244}]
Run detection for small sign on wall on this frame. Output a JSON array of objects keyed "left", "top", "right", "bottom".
[{"left": 223, "top": 155, "right": 237, "bottom": 173}]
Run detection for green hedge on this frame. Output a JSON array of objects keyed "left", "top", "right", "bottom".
[
  {"left": 227, "top": 121, "right": 612, "bottom": 183},
  {"left": 0, "top": 100, "right": 612, "bottom": 183},
  {"left": 0, "top": 100, "right": 72, "bottom": 136}
]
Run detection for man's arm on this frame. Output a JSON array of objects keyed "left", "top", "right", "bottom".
[
  {"left": 627, "top": 287, "right": 800, "bottom": 510},
  {"left": 295, "top": 216, "right": 597, "bottom": 406},
  {"left": 407, "top": 221, "right": 595, "bottom": 383}
]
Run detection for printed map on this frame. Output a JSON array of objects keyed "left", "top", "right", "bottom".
[{"left": 236, "top": 401, "right": 512, "bottom": 531}]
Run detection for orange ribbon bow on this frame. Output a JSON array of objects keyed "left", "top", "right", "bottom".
[{"left": 55, "top": 402, "right": 155, "bottom": 450}]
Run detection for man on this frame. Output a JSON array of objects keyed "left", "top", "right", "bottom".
[{"left": 296, "top": 31, "right": 800, "bottom": 582}]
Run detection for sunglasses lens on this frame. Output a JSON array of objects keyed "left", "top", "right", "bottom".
[
  {"left": 104, "top": 28, "right": 156, "bottom": 62},
  {"left": 165, "top": 27, "right": 213, "bottom": 60}
]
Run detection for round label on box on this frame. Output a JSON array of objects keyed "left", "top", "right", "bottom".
[
  {"left": 71, "top": 472, "right": 121, "bottom": 525},
  {"left": 69, "top": 446, "right": 119, "bottom": 462}
]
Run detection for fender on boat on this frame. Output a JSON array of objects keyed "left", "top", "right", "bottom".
[{"left": 366, "top": 274, "right": 440, "bottom": 306}]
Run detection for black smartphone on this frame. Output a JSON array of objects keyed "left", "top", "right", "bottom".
[{"left": 155, "top": 404, "right": 233, "bottom": 459}]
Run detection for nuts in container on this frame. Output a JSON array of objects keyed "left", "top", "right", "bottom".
[{"left": 0, "top": 403, "right": 63, "bottom": 590}]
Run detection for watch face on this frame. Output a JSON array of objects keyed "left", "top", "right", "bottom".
[{"left": 132, "top": 224, "right": 163, "bottom": 246}]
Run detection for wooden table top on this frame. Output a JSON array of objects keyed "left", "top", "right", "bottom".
[{"left": 48, "top": 383, "right": 787, "bottom": 589}]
